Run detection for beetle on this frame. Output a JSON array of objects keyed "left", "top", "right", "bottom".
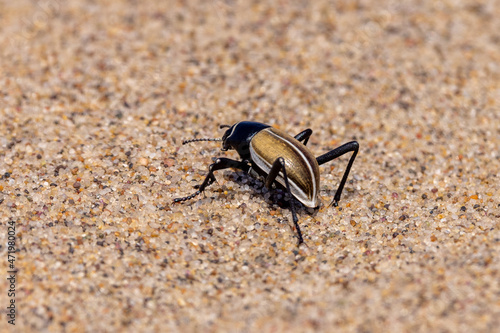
[{"left": 173, "top": 121, "right": 359, "bottom": 245}]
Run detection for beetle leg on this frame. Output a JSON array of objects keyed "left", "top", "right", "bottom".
[
  {"left": 193, "top": 175, "right": 216, "bottom": 189},
  {"left": 316, "top": 141, "right": 359, "bottom": 207},
  {"left": 264, "top": 157, "right": 304, "bottom": 245},
  {"left": 294, "top": 129, "right": 313, "bottom": 146},
  {"left": 173, "top": 158, "right": 250, "bottom": 203}
]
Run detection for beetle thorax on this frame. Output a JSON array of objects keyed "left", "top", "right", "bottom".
[{"left": 222, "top": 121, "right": 270, "bottom": 159}]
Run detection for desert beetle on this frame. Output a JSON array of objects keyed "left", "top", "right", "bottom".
[{"left": 174, "top": 121, "right": 359, "bottom": 245}]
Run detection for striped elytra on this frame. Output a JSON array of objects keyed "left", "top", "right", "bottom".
[{"left": 250, "top": 127, "right": 320, "bottom": 208}]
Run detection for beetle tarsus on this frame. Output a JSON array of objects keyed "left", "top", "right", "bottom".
[
  {"left": 290, "top": 206, "right": 304, "bottom": 245},
  {"left": 174, "top": 158, "right": 249, "bottom": 203},
  {"left": 173, "top": 190, "right": 201, "bottom": 203}
]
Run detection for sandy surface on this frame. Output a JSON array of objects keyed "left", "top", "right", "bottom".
[{"left": 1, "top": 0, "right": 499, "bottom": 332}]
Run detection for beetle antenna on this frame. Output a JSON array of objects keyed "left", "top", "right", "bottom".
[
  {"left": 219, "top": 124, "right": 231, "bottom": 129},
  {"left": 182, "top": 138, "right": 222, "bottom": 145}
]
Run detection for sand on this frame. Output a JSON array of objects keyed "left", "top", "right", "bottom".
[{"left": 1, "top": 0, "right": 499, "bottom": 332}]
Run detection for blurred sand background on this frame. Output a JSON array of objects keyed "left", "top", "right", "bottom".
[{"left": 1, "top": 0, "right": 499, "bottom": 332}]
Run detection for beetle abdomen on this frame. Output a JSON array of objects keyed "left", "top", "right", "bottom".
[{"left": 250, "top": 127, "right": 320, "bottom": 208}]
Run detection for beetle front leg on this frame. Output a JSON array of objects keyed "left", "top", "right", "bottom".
[
  {"left": 173, "top": 158, "right": 250, "bottom": 203},
  {"left": 294, "top": 129, "right": 313, "bottom": 146},
  {"left": 316, "top": 141, "right": 359, "bottom": 207},
  {"left": 264, "top": 157, "right": 304, "bottom": 245}
]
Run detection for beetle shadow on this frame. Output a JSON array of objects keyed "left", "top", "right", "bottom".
[{"left": 222, "top": 170, "right": 320, "bottom": 219}]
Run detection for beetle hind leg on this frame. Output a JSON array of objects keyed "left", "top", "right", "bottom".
[
  {"left": 173, "top": 158, "right": 250, "bottom": 203},
  {"left": 264, "top": 157, "right": 304, "bottom": 245},
  {"left": 294, "top": 129, "right": 313, "bottom": 146},
  {"left": 316, "top": 141, "right": 359, "bottom": 206},
  {"left": 193, "top": 174, "right": 216, "bottom": 189}
]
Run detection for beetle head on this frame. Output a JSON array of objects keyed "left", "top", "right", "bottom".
[
  {"left": 182, "top": 122, "right": 270, "bottom": 160},
  {"left": 221, "top": 121, "right": 270, "bottom": 159}
]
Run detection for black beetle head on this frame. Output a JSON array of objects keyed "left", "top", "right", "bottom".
[{"left": 221, "top": 121, "right": 270, "bottom": 159}]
